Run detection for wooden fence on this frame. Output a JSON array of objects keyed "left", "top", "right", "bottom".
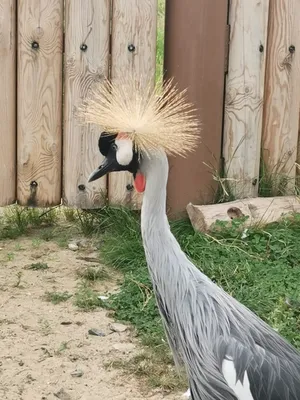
[
  {"left": 1, "top": 0, "right": 300, "bottom": 213},
  {"left": 223, "top": 0, "right": 300, "bottom": 199},
  {"left": 0, "top": 0, "right": 157, "bottom": 209}
]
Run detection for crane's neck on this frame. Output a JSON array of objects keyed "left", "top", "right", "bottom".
[
  {"left": 140, "top": 151, "right": 190, "bottom": 281},
  {"left": 140, "top": 151, "right": 170, "bottom": 236}
]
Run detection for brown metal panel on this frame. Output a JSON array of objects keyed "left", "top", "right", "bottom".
[{"left": 164, "top": 0, "right": 228, "bottom": 216}]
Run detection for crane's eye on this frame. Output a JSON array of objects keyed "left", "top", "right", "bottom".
[{"left": 111, "top": 143, "right": 118, "bottom": 151}]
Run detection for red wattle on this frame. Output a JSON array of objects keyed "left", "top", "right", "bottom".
[{"left": 134, "top": 173, "right": 146, "bottom": 193}]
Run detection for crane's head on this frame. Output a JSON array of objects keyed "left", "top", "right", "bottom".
[{"left": 88, "top": 132, "right": 146, "bottom": 193}]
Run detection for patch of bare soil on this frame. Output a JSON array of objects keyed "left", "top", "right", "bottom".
[{"left": 0, "top": 235, "right": 184, "bottom": 400}]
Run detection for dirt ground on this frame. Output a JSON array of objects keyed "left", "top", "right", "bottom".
[{"left": 0, "top": 234, "right": 185, "bottom": 400}]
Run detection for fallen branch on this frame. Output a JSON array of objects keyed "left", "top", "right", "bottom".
[{"left": 186, "top": 196, "right": 300, "bottom": 232}]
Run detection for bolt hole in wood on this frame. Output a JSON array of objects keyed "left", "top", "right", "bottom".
[
  {"left": 30, "top": 181, "right": 38, "bottom": 188},
  {"left": 28, "top": 181, "right": 38, "bottom": 207},
  {"left": 31, "top": 41, "right": 39, "bottom": 49},
  {"left": 289, "top": 44, "right": 295, "bottom": 54},
  {"left": 78, "top": 184, "right": 86, "bottom": 191},
  {"left": 227, "top": 207, "right": 244, "bottom": 220},
  {"left": 128, "top": 44, "right": 135, "bottom": 52},
  {"left": 80, "top": 43, "right": 88, "bottom": 52}
]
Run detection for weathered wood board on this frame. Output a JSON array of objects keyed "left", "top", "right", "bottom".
[
  {"left": 223, "top": 0, "right": 270, "bottom": 198},
  {"left": 63, "top": 0, "right": 110, "bottom": 208},
  {"left": 17, "top": 0, "right": 64, "bottom": 206},
  {"left": 108, "top": 0, "right": 157, "bottom": 208},
  {"left": 0, "top": 0, "right": 16, "bottom": 206},
  {"left": 262, "top": 0, "right": 300, "bottom": 191}
]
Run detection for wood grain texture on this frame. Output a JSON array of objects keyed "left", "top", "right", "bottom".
[
  {"left": 17, "top": 0, "right": 63, "bottom": 206},
  {"left": 63, "top": 0, "right": 110, "bottom": 208},
  {"left": 109, "top": 0, "right": 157, "bottom": 208},
  {"left": 0, "top": 0, "right": 16, "bottom": 205},
  {"left": 223, "top": 0, "right": 269, "bottom": 198},
  {"left": 262, "top": 0, "right": 300, "bottom": 190}
]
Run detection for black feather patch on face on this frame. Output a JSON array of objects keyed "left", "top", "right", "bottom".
[{"left": 98, "top": 132, "right": 117, "bottom": 157}]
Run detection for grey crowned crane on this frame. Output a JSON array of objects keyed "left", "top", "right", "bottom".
[{"left": 80, "top": 78, "right": 300, "bottom": 400}]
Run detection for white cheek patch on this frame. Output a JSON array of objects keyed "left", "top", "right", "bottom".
[{"left": 115, "top": 138, "right": 133, "bottom": 166}]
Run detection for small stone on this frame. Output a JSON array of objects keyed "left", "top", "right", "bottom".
[
  {"left": 112, "top": 343, "right": 135, "bottom": 353},
  {"left": 19, "top": 360, "right": 24, "bottom": 366},
  {"left": 109, "top": 323, "right": 128, "bottom": 333},
  {"left": 68, "top": 243, "right": 79, "bottom": 251},
  {"left": 70, "top": 369, "right": 84, "bottom": 377},
  {"left": 88, "top": 328, "right": 106, "bottom": 337},
  {"left": 54, "top": 388, "right": 72, "bottom": 400}
]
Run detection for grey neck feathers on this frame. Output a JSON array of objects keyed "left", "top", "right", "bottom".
[
  {"left": 140, "top": 151, "right": 194, "bottom": 281},
  {"left": 140, "top": 151, "right": 169, "bottom": 233}
]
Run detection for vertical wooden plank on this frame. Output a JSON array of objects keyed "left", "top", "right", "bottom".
[
  {"left": 63, "top": 0, "right": 110, "bottom": 208},
  {"left": 164, "top": 0, "right": 227, "bottom": 215},
  {"left": 223, "top": 0, "right": 269, "bottom": 199},
  {"left": 0, "top": 0, "right": 16, "bottom": 206},
  {"left": 296, "top": 112, "right": 300, "bottom": 183},
  {"left": 109, "top": 0, "right": 157, "bottom": 207},
  {"left": 17, "top": 0, "right": 63, "bottom": 206},
  {"left": 262, "top": 0, "right": 300, "bottom": 191}
]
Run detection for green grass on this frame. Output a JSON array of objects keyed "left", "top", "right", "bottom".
[
  {"left": 92, "top": 206, "right": 300, "bottom": 389},
  {"left": 44, "top": 291, "right": 72, "bottom": 304},
  {"left": 27, "top": 262, "right": 49, "bottom": 271},
  {"left": 156, "top": 0, "right": 165, "bottom": 86},
  {"left": 74, "top": 283, "right": 104, "bottom": 311},
  {"left": 213, "top": 145, "right": 300, "bottom": 203},
  {"left": 0, "top": 205, "right": 82, "bottom": 248},
  {"left": 0, "top": 205, "right": 58, "bottom": 239},
  {"left": 77, "top": 265, "right": 110, "bottom": 282},
  {"left": 107, "top": 348, "right": 187, "bottom": 392}
]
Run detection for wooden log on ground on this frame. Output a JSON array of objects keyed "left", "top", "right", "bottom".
[
  {"left": 0, "top": 0, "right": 16, "bottom": 206},
  {"left": 187, "top": 196, "right": 300, "bottom": 232}
]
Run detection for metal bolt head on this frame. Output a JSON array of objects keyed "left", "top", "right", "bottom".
[
  {"left": 31, "top": 41, "right": 39, "bottom": 49},
  {"left": 126, "top": 184, "right": 134, "bottom": 191},
  {"left": 78, "top": 184, "right": 86, "bottom": 191},
  {"left": 128, "top": 44, "right": 135, "bottom": 52},
  {"left": 80, "top": 43, "right": 88, "bottom": 52},
  {"left": 259, "top": 44, "right": 264, "bottom": 53},
  {"left": 30, "top": 181, "right": 38, "bottom": 187},
  {"left": 289, "top": 45, "right": 295, "bottom": 54}
]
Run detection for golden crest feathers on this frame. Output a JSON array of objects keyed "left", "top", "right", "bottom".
[{"left": 77, "top": 76, "right": 201, "bottom": 157}]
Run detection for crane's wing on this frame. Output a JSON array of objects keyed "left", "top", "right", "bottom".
[
  {"left": 215, "top": 336, "right": 300, "bottom": 400},
  {"left": 174, "top": 272, "right": 300, "bottom": 400}
]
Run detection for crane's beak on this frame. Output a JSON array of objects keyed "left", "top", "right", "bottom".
[{"left": 88, "top": 157, "right": 116, "bottom": 182}]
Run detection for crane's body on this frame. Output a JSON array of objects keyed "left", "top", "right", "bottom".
[
  {"left": 83, "top": 77, "right": 300, "bottom": 400},
  {"left": 139, "top": 151, "right": 300, "bottom": 399},
  {"left": 89, "top": 139, "right": 300, "bottom": 400}
]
